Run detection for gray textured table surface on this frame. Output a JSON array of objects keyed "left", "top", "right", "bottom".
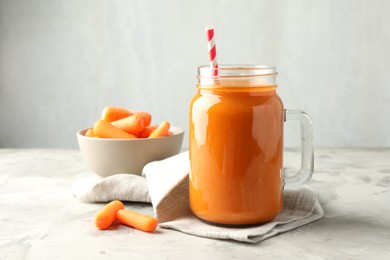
[{"left": 1, "top": 148, "right": 389, "bottom": 259}]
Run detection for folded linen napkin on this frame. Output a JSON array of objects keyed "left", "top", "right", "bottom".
[
  {"left": 73, "top": 152, "right": 324, "bottom": 243},
  {"left": 73, "top": 173, "right": 151, "bottom": 203}
]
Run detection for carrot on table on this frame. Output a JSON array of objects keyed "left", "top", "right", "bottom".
[
  {"left": 101, "top": 106, "right": 133, "bottom": 122},
  {"left": 116, "top": 209, "right": 158, "bottom": 232},
  {"left": 94, "top": 120, "right": 138, "bottom": 139},
  {"left": 148, "top": 121, "right": 170, "bottom": 138},
  {"left": 110, "top": 114, "right": 145, "bottom": 135},
  {"left": 95, "top": 200, "right": 125, "bottom": 230},
  {"left": 138, "top": 124, "right": 157, "bottom": 138},
  {"left": 85, "top": 128, "right": 95, "bottom": 137}
]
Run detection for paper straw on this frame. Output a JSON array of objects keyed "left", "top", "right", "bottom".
[{"left": 205, "top": 26, "right": 218, "bottom": 75}]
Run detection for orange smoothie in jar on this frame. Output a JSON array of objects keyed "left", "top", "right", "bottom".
[{"left": 189, "top": 65, "right": 284, "bottom": 225}]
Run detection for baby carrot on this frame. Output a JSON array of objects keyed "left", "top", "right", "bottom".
[
  {"left": 138, "top": 124, "right": 157, "bottom": 138},
  {"left": 136, "top": 111, "right": 152, "bottom": 126},
  {"left": 95, "top": 200, "right": 125, "bottom": 230},
  {"left": 110, "top": 114, "right": 145, "bottom": 135},
  {"left": 85, "top": 128, "right": 95, "bottom": 137},
  {"left": 148, "top": 121, "right": 170, "bottom": 138},
  {"left": 116, "top": 209, "right": 158, "bottom": 232},
  {"left": 101, "top": 106, "right": 133, "bottom": 122},
  {"left": 127, "top": 110, "right": 152, "bottom": 126},
  {"left": 93, "top": 120, "right": 138, "bottom": 139}
]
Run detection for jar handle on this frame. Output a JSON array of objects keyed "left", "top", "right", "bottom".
[{"left": 283, "top": 109, "right": 314, "bottom": 188}]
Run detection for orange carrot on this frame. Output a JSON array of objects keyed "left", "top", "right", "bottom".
[
  {"left": 85, "top": 128, "right": 95, "bottom": 137},
  {"left": 138, "top": 124, "right": 158, "bottom": 138},
  {"left": 94, "top": 120, "right": 138, "bottom": 139},
  {"left": 136, "top": 111, "right": 152, "bottom": 126},
  {"left": 102, "top": 106, "right": 133, "bottom": 122},
  {"left": 95, "top": 200, "right": 125, "bottom": 230},
  {"left": 149, "top": 121, "right": 170, "bottom": 138},
  {"left": 110, "top": 114, "right": 145, "bottom": 135},
  {"left": 127, "top": 110, "right": 151, "bottom": 126},
  {"left": 116, "top": 209, "right": 158, "bottom": 232}
]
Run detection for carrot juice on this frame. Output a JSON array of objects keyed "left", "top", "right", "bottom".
[{"left": 189, "top": 65, "right": 284, "bottom": 225}]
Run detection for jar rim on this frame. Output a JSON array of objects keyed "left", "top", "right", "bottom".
[{"left": 197, "top": 64, "right": 277, "bottom": 78}]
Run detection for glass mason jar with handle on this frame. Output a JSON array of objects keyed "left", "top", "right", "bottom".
[{"left": 189, "top": 65, "right": 314, "bottom": 226}]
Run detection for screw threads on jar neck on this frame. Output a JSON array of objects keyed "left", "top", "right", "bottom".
[{"left": 197, "top": 65, "right": 277, "bottom": 87}]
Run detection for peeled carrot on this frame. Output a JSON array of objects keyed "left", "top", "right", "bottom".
[
  {"left": 137, "top": 112, "right": 152, "bottom": 126},
  {"left": 149, "top": 121, "right": 170, "bottom": 138},
  {"left": 85, "top": 128, "right": 95, "bottom": 137},
  {"left": 110, "top": 114, "right": 145, "bottom": 135},
  {"left": 128, "top": 110, "right": 152, "bottom": 126},
  {"left": 117, "top": 209, "right": 158, "bottom": 232},
  {"left": 138, "top": 124, "right": 158, "bottom": 138},
  {"left": 95, "top": 200, "right": 125, "bottom": 230},
  {"left": 94, "top": 120, "right": 138, "bottom": 139},
  {"left": 102, "top": 106, "right": 133, "bottom": 122}
]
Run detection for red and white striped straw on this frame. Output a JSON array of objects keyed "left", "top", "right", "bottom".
[{"left": 205, "top": 26, "right": 218, "bottom": 75}]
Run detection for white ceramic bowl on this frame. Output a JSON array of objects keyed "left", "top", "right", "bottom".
[{"left": 77, "top": 126, "right": 184, "bottom": 177}]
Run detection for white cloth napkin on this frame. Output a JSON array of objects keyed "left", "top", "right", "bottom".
[
  {"left": 73, "top": 152, "right": 324, "bottom": 243},
  {"left": 73, "top": 173, "right": 151, "bottom": 203}
]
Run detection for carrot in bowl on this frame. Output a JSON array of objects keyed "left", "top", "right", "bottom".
[
  {"left": 110, "top": 114, "right": 145, "bottom": 135},
  {"left": 85, "top": 128, "right": 95, "bottom": 137},
  {"left": 149, "top": 121, "right": 170, "bottom": 138},
  {"left": 101, "top": 106, "right": 133, "bottom": 122},
  {"left": 95, "top": 200, "right": 125, "bottom": 230},
  {"left": 93, "top": 120, "right": 137, "bottom": 139},
  {"left": 117, "top": 209, "right": 158, "bottom": 232},
  {"left": 138, "top": 124, "right": 158, "bottom": 138},
  {"left": 134, "top": 111, "right": 152, "bottom": 126}
]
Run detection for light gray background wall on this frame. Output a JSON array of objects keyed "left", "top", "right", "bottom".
[{"left": 1, "top": 0, "right": 389, "bottom": 148}]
